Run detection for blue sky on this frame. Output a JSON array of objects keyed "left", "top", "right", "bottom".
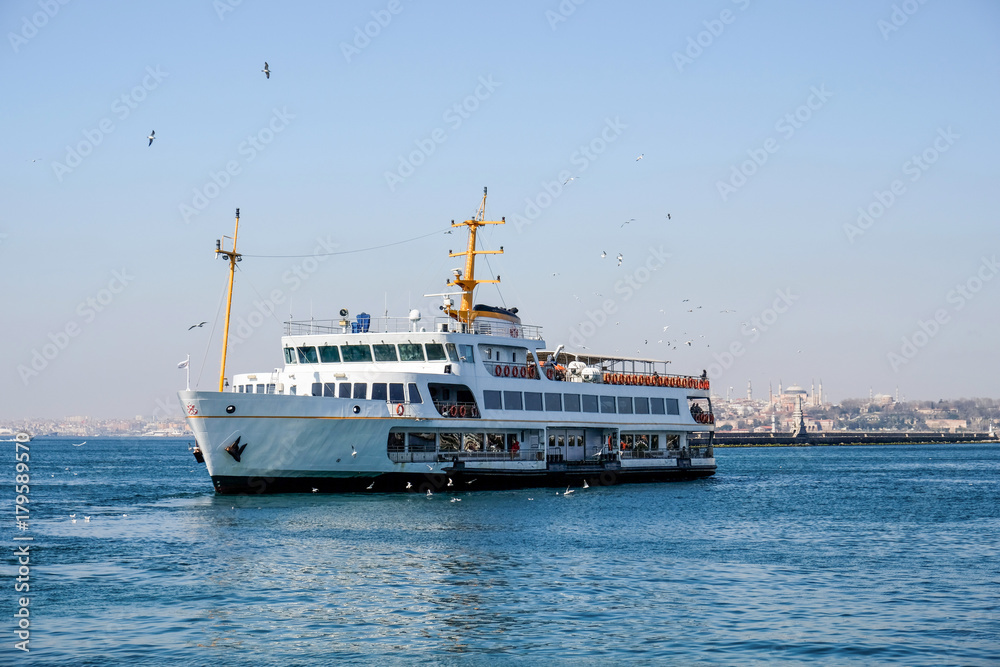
[{"left": 2, "top": 0, "right": 998, "bottom": 419}]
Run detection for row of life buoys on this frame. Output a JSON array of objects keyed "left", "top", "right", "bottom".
[
  {"left": 599, "top": 374, "right": 710, "bottom": 390},
  {"left": 443, "top": 404, "right": 479, "bottom": 418},
  {"left": 694, "top": 413, "right": 714, "bottom": 424}
]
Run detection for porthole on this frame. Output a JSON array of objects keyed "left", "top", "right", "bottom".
[
  {"left": 353, "top": 405, "right": 361, "bottom": 414},
  {"left": 226, "top": 405, "right": 236, "bottom": 414}
]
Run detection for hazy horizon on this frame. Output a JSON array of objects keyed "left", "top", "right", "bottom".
[{"left": 3, "top": 1, "right": 999, "bottom": 420}]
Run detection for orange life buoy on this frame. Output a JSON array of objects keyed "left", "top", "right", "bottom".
[
  {"left": 396, "top": 403, "right": 404, "bottom": 416},
  {"left": 603, "top": 373, "right": 610, "bottom": 383},
  {"left": 459, "top": 405, "right": 467, "bottom": 418},
  {"left": 659, "top": 376, "right": 666, "bottom": 387},
  {"left": 615, "top": 374, "right": 623, "bottom": 384},
  {"left": 495, "top": 365, "right": 502, "bottom": 376},
  {"left": 450, "top": 405, "right": 458, "bottom": 417},
  {"left": 503, "top": 365, "right": 510, "bottom": 377},
  {"left": 519, "top": 366, "right": 526, "bottom": 378},
  {"left": 528, "top": 365, "right": 536, "bottom": 379},
  {"left": 546, "top": 367, "right": 554, "bottom": 380}
]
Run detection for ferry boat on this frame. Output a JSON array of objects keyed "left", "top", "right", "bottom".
[{"left": 179, "top": 191, "right": 716, "bottom": 494}]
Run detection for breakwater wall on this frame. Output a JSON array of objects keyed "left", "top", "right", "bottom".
[{"left": 694, "top": 431, "right": 998, "bottom": 447}]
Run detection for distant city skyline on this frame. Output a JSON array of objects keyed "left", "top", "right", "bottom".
[{"left": 3, "top": 1, "right": 999, "bottom": 419}]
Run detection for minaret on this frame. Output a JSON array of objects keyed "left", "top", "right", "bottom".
[
  {"left": 778, "top": 380, "right": 783, "bottom": 397},
  {"left": 818, "top": 380, "right": 823, "bottom": 406},
  {"left": 769, "top": 382, "right": 773, "bottom": 405},
  {"left": 792, "top": 395, "right": 807, "bottom": 438},
  {"left": 747, "top": 380, "right": 752, "bottom": 401},
  {"left": 811, "top": 380, "right": 816, "bottom": 406}
]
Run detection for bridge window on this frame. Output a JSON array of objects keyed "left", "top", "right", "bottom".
[
  {"left": 389, "top": 383, "right": 405, "bottom": 403},
  {"left": 634, "top": 397, "right": 649, "bottom": 414},
  {"left": 650, "top": 398, "right": 665, "bottom": 415},
  {"left": 318, "top": 345, "right": 340, "bottom": 363},
  {"left": 524, "top": 392, "right": 543, "bottom": 411},
  {"left": 460, "top": 344, "right": 474, "bottom": 362},
  {"left": 353, "top": 383, "right": 367, "bottom": 399},
  {"left": 425, "top": 343, "right": 447, "bottom": 361},
  {"left": 297, "top": 346, "right": 318, "bottom": 364},
  {"left": 563, "top": 394, "right": 581, "bottom": 412},
  {"left": 666, "top": 398, "right": 680, "bottom": 415},
  {"left": 408, "top": 383, "right": 422, "bottom": 404},
  {"left": 483, "top": 390, "right": 502, "bottom": 410},
  {"left": 600, "top": 396, "right": 616, "bottom": 413},
  {"left": 617, "top": 397, "right": 633, "bottom": 414},
  {"left": 503, "top": 391, "right": 522, "bottom": 410},
  {"left": 340, "top": 344, "right": 372, "bottom": 362},
  {"left": 371, "top": 383, "right": 388, "bottom": 401},
  {"left": 544, "top": 393, "right": 562, "bottom": 411},
  {"left": 373, "top": 344, "right": 397, "bottom": 362},
  {"left": 399, "top": 343, "right": 424, "bottom": 361},
  {"left": 284, "top": 348, "right": 297, "bottom": 364},
  {"left": 582, "top": 394, "right": 599, "bottom": 413}
]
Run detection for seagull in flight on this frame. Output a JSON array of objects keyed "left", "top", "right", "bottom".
[
  {"left": 616, "top": 253, "right": 623, "bottom": 267},
  {"left": 620, "top": 218, "right": 635, "bottom": 228},
  {"left": 583, "top": 480, "right": 589, "bottom": 489},
  {"left": 563, "top": 176, "right": 579, "bottom": 185},
  {"left": 262, "top": 62, "right": 270, "bottom": 79},
  {"left": 426, "top": 464, "right": 434, "bottom": 471},
  {"left": 563, "top": 485, "right": 575, "bottom": 495},
  {"left": 450, "top": 497, "right": 461, "bottom": 503},
  {"left": 312, "top": 487, "right": 319, "bottom": 493},
  {"left": 351, "top": 446, "right": 357, "bottom": 458},
  {"left": 447, "top": 478, "right": 453, "bottom": 487},
  {"left": 72, "top": 441, "right": 86, "bottom": 447},
  {"left": 188, "top": 321, "right": 207, "bottom": 330},
  {"left": 366, "top": 481, "right": 375, "bottom": 490},
  {"left": 635, "top": 153, "right": 644, "bottom": 161},
  {"left": 425, "top": 489, "right": 433, "bottom": 497},
  {"left": 147, "top": 130, "right": 155, "bottom": 147},
  {"left": 600, "top": 251, "right": 607, "bottom": 258},
  {"left": 406, "top": 482, "right": 413, "bottom": 489}
]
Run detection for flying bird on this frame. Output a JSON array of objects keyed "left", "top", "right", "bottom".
[
  {"left": 616, "top": 253, "right": 623, "bottom": 267},
  {"left": 312, "top": 487, "right": 319, "bottom": 493},
  {"left": 447, "top": 478, "right": 453, "bottom": 487},
  {"left": 635, "top": 153, "right": 644, "bottom": 161},
  {"left": 666, "top": 214, "right": 671, "bottom": 220},
  {"left": 450, "top": 497, "right": 461, "bottom": 503},
  {"left": 563, "top": 176, "right": 579, "bottom": 185},
  {"left": 600, "top": 251, "right": 607, "bottom": 258},
  {"left": 188, "top": 321, "right": 207, "bottom": 330},
  {"left": 620, "top": 218, "right": 635, "bottom": 228},
  {"left": 84, "top": 516, "right": 91, "bottom": 522},
  {"left": 426, "top": 489, "right": 433, "bottom": 497},
  {"left": 366, "top": 481, "right": 375, "bottom": 490},
  {"left": 563, "top": 485, "right": 575, "bottom": 495},
  {"left": 406, "top": 482, "right": 413, "bottom": 489},
  {"left": 72, "top": 441, "right": 86, "bottom": 446},
  {"left": 262, "top": 62, "right": 270, "bottom": 79},
  {"left": 583, "top": 480, "right": 589, "bottom": 489},
  {"left": 147, "top": 130, "right": 155, "bottom": 147},
  {"left": 351, "top": 446, "right": 357, "bottom": 457}
]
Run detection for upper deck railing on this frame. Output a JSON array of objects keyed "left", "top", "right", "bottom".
[{"left": 284, "top": 317, "right": 543, "bottom": 340}]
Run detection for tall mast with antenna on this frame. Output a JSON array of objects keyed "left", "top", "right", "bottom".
[
  {"left": 446, "top": 187, "right": 504, "bottom": 324},
  {"left": 215, "top": 208, "right": 242, "bottom": 392}
]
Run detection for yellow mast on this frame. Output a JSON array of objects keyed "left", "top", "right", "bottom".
[
  {"left": 216, "top": 208, "right": 242, "bottom": 391},
  {"left": 446, "top": 187, "right": 504, "bottom": 324}
]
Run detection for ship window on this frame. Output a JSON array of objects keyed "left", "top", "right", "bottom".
[
  {"left": 464, "top": 433, "right": 483, "bottom": 451},
  {"left": 256, "top": 384, "right": 265, "bottom": 394},
  {"left": 353, "top": 383, "right": 367, "bottom": 399},
  {"left": 297, "top": 346, "right": 318, "bottom": 364},
  {"left": 460, "top": 345, "right": 474, "bottom": 362},
  {"left": 582, "top": 394, "right": 599, "bottom": 413},
  {"left": 665, "top": 434, "right": 680, "bottom": 449},
  {"left": 446, "top": 343, "right": 460, "bottom": 362},
  {"left": 484, "top": 347, "right": 492, "bottom": 360},
  {"left": 665, "top": 398, "right": 679, "bottom": 415},
  {"left": 650, "top": 398, "right": 665, "bottom": 415},
  {"left": 600, "top": 396, "right": 616, "bottom": 413},
  {"left": 408, "top": 383, "right": 422, "bottom": 404},
  {"left": 506, "top": 434, "right": 519, "bottom": 451},
  {"left": 389, "top": 383, "right": 405, "bottom": 403},
  {"left": 503, "top": 391, "right": 523, "bottom": 410},
  {"left": 512, "top": 352, "right": 517, "bottom": 363},
  {"left": 387, "top": 432, "right": 404, "bottom": 452},
  {"left": 425, "top": 343, "right": 447, "bottom": 361},
  {"left": 284, "top": 348, "right": 297, "bottom": 364},
  {"left": 634, "top": 397, "right": 650, "bottom": 414},
  {"left": 237, "top": 385, "right": 244, "bottom": 393},
  {"left": 340, "top": 344, "right": 372, "bottom": 362},
  {"left": 371, "top": 383, "right": 388, "bottom": 401},
  {"left": 289, "top": 385, "right": 297, "bottom": 395},
  {"left": 399, "top": 343, "right": 424, "bottom": 361},
  {"left": 617, "top": 397, "right": 633, "bottom": 414},
  {"left": 483, "top": 390, "right": 502, "bottom": 410},
  {"left": 311, "top": 383, "right": 322, "bottom": 397},
  {"left": 544, "top": 393, "right": 562, "bottom": 411},
  {"left": 318, "top": 345, "right": 340, "bottom": 363},
  {"left": 339, "top": 383, "right": 351, "bottom": 398},
  {"left": 373, "top": 344, "right": 397, "bottom": 362},
  {"left": 487, "top": 433, "right": 505, "bottom": 451},
  {"left": 524, "top": 392, "right": 543, "bottom": 411},
  {"left": 323, "top": 382, "right": 336, "bottom": 397},
  {"left": 440, "top": 433, "right": 460, "bottom": 452},
  {"left": 563, "top": 394, "right": 581, "bottom": 412},
  {"left": 409, "top": 432, "right": 436, "bottom": 452}
]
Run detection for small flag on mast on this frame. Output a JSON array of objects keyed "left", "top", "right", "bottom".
[{"left": 177, "top": 359, "right": 189, "bottom": 369}]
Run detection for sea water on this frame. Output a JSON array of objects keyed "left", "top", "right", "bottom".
[{"left": 6, "top": 438, "right": 999, "bottom": 665}]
